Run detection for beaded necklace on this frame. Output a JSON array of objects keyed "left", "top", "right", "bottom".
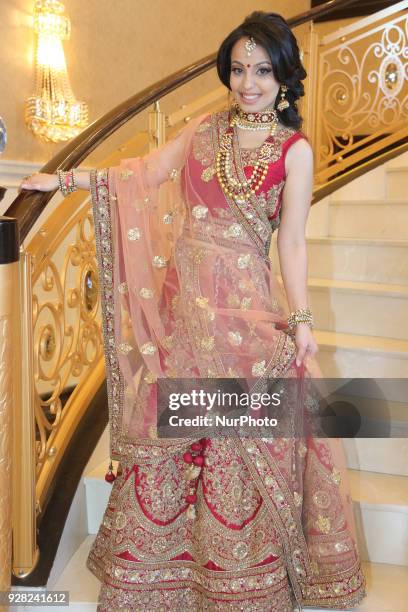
[{"left": 216, "top": 110, "right": 279, "bottom": 202}]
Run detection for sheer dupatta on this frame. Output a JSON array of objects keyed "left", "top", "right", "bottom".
[
  {"left": 91, "top": 116, "right": 203, "bottom": 451},
  {"left": 90, "top": 112, "right": 365, "bottom": 609}
]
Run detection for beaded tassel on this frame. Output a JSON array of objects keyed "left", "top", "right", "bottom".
[{"left": 105, "top": 460, "right": 116, "bottom": 484}]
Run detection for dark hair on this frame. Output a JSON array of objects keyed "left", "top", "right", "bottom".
[{"left": 217, "top": 11, "right": 307, "bottom": 130}]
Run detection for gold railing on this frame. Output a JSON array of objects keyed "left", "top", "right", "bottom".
[
  {"left": 0, "top": 219, "right": 19, "bottom": 600},
  {"left": 5, "top": 0, "right": 408, "bottom": 579},
  {"left": 303, "top": 0, "right": 408, "bottom": 188}
]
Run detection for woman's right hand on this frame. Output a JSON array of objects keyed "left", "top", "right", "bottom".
[{"left": 19, "top": 173, "right": 59, "bottom": 193}]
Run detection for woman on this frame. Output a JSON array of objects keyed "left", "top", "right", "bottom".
[{"left": 21, "top": 11, "right": 366, "bottom": 611}]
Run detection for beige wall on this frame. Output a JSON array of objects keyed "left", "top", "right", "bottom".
[{"left": 0, "top": 0, "right": 310, "bottom": 165}]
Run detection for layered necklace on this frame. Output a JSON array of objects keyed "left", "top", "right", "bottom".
[{"left": 216, "top": 105, "right": 279, "bottom": 202}]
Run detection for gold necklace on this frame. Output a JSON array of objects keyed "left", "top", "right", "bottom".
[
  {"left": 231, "top": 105, "right": 278, "bottom": 131},
  {"left": 216, "top": 114, "right": 279, "bottom": 201}
]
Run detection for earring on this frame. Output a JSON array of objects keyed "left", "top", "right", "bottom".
[{"left": 277, "top": 85, "right": 290, "bottom": 111}]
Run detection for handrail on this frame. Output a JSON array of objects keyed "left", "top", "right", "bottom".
[
  {"left": 0, "top": 217, "right": 20, "bottom": 590},
  {"left": 6, "top": 0, "right": 359, "bottom": 242}
]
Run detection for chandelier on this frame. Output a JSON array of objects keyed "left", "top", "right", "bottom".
[{"left": 25, "top": 0, "right": 88, "bottom": 143}]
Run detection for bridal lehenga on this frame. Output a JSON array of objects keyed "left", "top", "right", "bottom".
[{"left": 86, "top": 111, "right": 366, "bottom": 610}]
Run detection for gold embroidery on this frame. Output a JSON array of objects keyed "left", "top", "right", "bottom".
[
  {"left": 192, "top": 205, "right": 209, "bottom": 219},
  {"left": 232, "top": 541, "right": 249, "bottom": 560},
  {"left": 144, "top": 371, "right": 157, "bottom": 384},
  {"left": 140, "top": 342, "right": 157, "bottom": 355},
  {"left": 226, "top": 294, "right": 241, "bottom": 308},
  {"left": 163, "top": 213, "right": 174, "bottom": 224},
  {"left": 223, "top": 223, "right": 244, "bottom": 239},
  {"left": 200, "top": 336, "right": 215, "bottom": 352},
  {"left": 252, "top": 360, "right": 266, "bottom": 376},
  {"left": 331, "top": 468, "right": 342, "bottom": 485},
  {"left": 120, "top": 169, "right": 133, "bottom": 180},
  {"left": 139, "top": 288, "right": 154, "bottom": 299},
  {"left": 152, "top": 255, "right": 167, "bottom": 268},
  {"left": 118, "top": 342, "right": 133, "bottom": 355},
  {"left": 228, "top": 331, "right": 243, "bottom": 346},
  {"left": 201, "top": 166, "right": 216, "bottom": 182},
  {"left": 193, "top": 116, "right": 214, "bottom": 166},
  {"left": 127, "top": 227, "right": 141, "bottom": 241},
  {"left": 195, "top": 297, "right": 209, "bottom": 309},
  {"left": 171, "top": 295, "right": 180, "bottom": 311},
  {"left": 161, "top": 335, "right": 173, "bottom": 350},
  {"left": 196, "top": 121, "right": 211, "bottom": 133},
  {"left": 115, "top": 511, "right": 127, "bottom": 529},
  {"left": 237, "top": 253, "right": 251, "bottom": 269},
  {"left": 313, "top": 490, "right": 331, "bottom": 509},
  {"left": 316, "top": 514, "right": 331, "bottom": 534}
]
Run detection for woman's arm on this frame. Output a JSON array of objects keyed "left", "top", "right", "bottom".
[
  {"left": 277, "top": 137, "right": 317, "bottom": 366},
  {"left": 20, "top": 117, "right": 203, "bottom": 194},
  {"left": 20, "top": 171, "right": 90, "bottom": 192}
]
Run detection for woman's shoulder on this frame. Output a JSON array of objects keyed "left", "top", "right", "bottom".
[
  {"left": 193, "top": 110, "right": 229, "bottom": 134},
  {"left": 279, "top": 124, "right": 307, "bottom": 143},
  {"left": 280, "top": 126, "right": 311, "bottom": 156}
]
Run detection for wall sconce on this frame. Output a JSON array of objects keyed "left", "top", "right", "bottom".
[{"left": 25, "top": 0, "right": 88, "bottom": 143}]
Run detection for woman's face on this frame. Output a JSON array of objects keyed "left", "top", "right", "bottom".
[{"left": 229, "top": 37, "right": 281, "bottom": 113}]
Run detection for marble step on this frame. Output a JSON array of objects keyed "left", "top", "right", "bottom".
[
  {"left": 307, "top": 277, "right": 408, "bottom": 340},
  {"left": 295, "top": 563, "right": 408, "bottom": 611},
  {"left": 348, "top": 470, "right": 408, "bottom": 568},
  {"left": 306, "top": 237, "right": 408, "bottom": 284},
  {"left": 51, "top": 535, "right": 99, "bottom": 610},
  {"left": 344, "top": 438, "right": 408, "bottom": 477},
  {"left": 387, "top": 167, "right": 408, "bottom": 200},
  {"left": 84, "top": 460, "right": 118, "bottom": 536},
  {"left": 328, "top": 199, "right": 408, "bottom": 240},
  {"left": 314, "top": 329, "right": 408, "bottom": 378}
]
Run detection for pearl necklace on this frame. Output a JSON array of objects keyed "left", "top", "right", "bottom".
[{"left": 216, "top": 114, "right": 279, "bottom": 202}]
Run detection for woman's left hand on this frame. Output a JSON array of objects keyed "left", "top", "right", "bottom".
[{"left": 294, "top": 323, "right": 318, "bottom": 367}]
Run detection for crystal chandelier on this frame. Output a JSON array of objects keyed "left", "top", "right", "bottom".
[{"left": 25, "top": 0, "right": 88, "bottom": 143}]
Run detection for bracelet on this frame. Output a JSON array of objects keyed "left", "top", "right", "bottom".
[
  {"left": 57, "top": 169, "right": 77, "bottom": 196},
  {"left": 287, "top": 307, "right": 314, "bottom": 330}
]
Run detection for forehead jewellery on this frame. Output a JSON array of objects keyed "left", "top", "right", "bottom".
[{"left": 245, "top": 37, "right": 257, "bottom": 57}]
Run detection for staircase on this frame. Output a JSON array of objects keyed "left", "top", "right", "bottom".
[
  {"left": 306, "top": 152, "right": 408, "bottom": 380},
  {"left": 11, "top": 155, "right": 408, "bottom": 612}
]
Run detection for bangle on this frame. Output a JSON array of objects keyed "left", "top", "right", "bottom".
[
  {"left": 287, "top": 307, "right": 314, "bottom": 330},
  {"left": 57, "top": 169, "right": 77, "bottom": 196}
]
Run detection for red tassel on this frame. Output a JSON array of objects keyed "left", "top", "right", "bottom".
[{"left": 105, "top": 461, "right": 116, "bottom": 483}]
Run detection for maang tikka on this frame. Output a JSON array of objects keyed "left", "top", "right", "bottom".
[
  {"left": 277, "top": 84, "right": 290, "bottom": 111},
  {"left": 245, "top": 37, "right": 257, "bottom": 56}
]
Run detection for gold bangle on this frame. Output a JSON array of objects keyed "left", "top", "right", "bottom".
[
  {"left": 287, "top": 307, "right": 314, "bottom": 330},
  {"left": 57, "top": 169, "right": 77, "bottom": 196}
]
